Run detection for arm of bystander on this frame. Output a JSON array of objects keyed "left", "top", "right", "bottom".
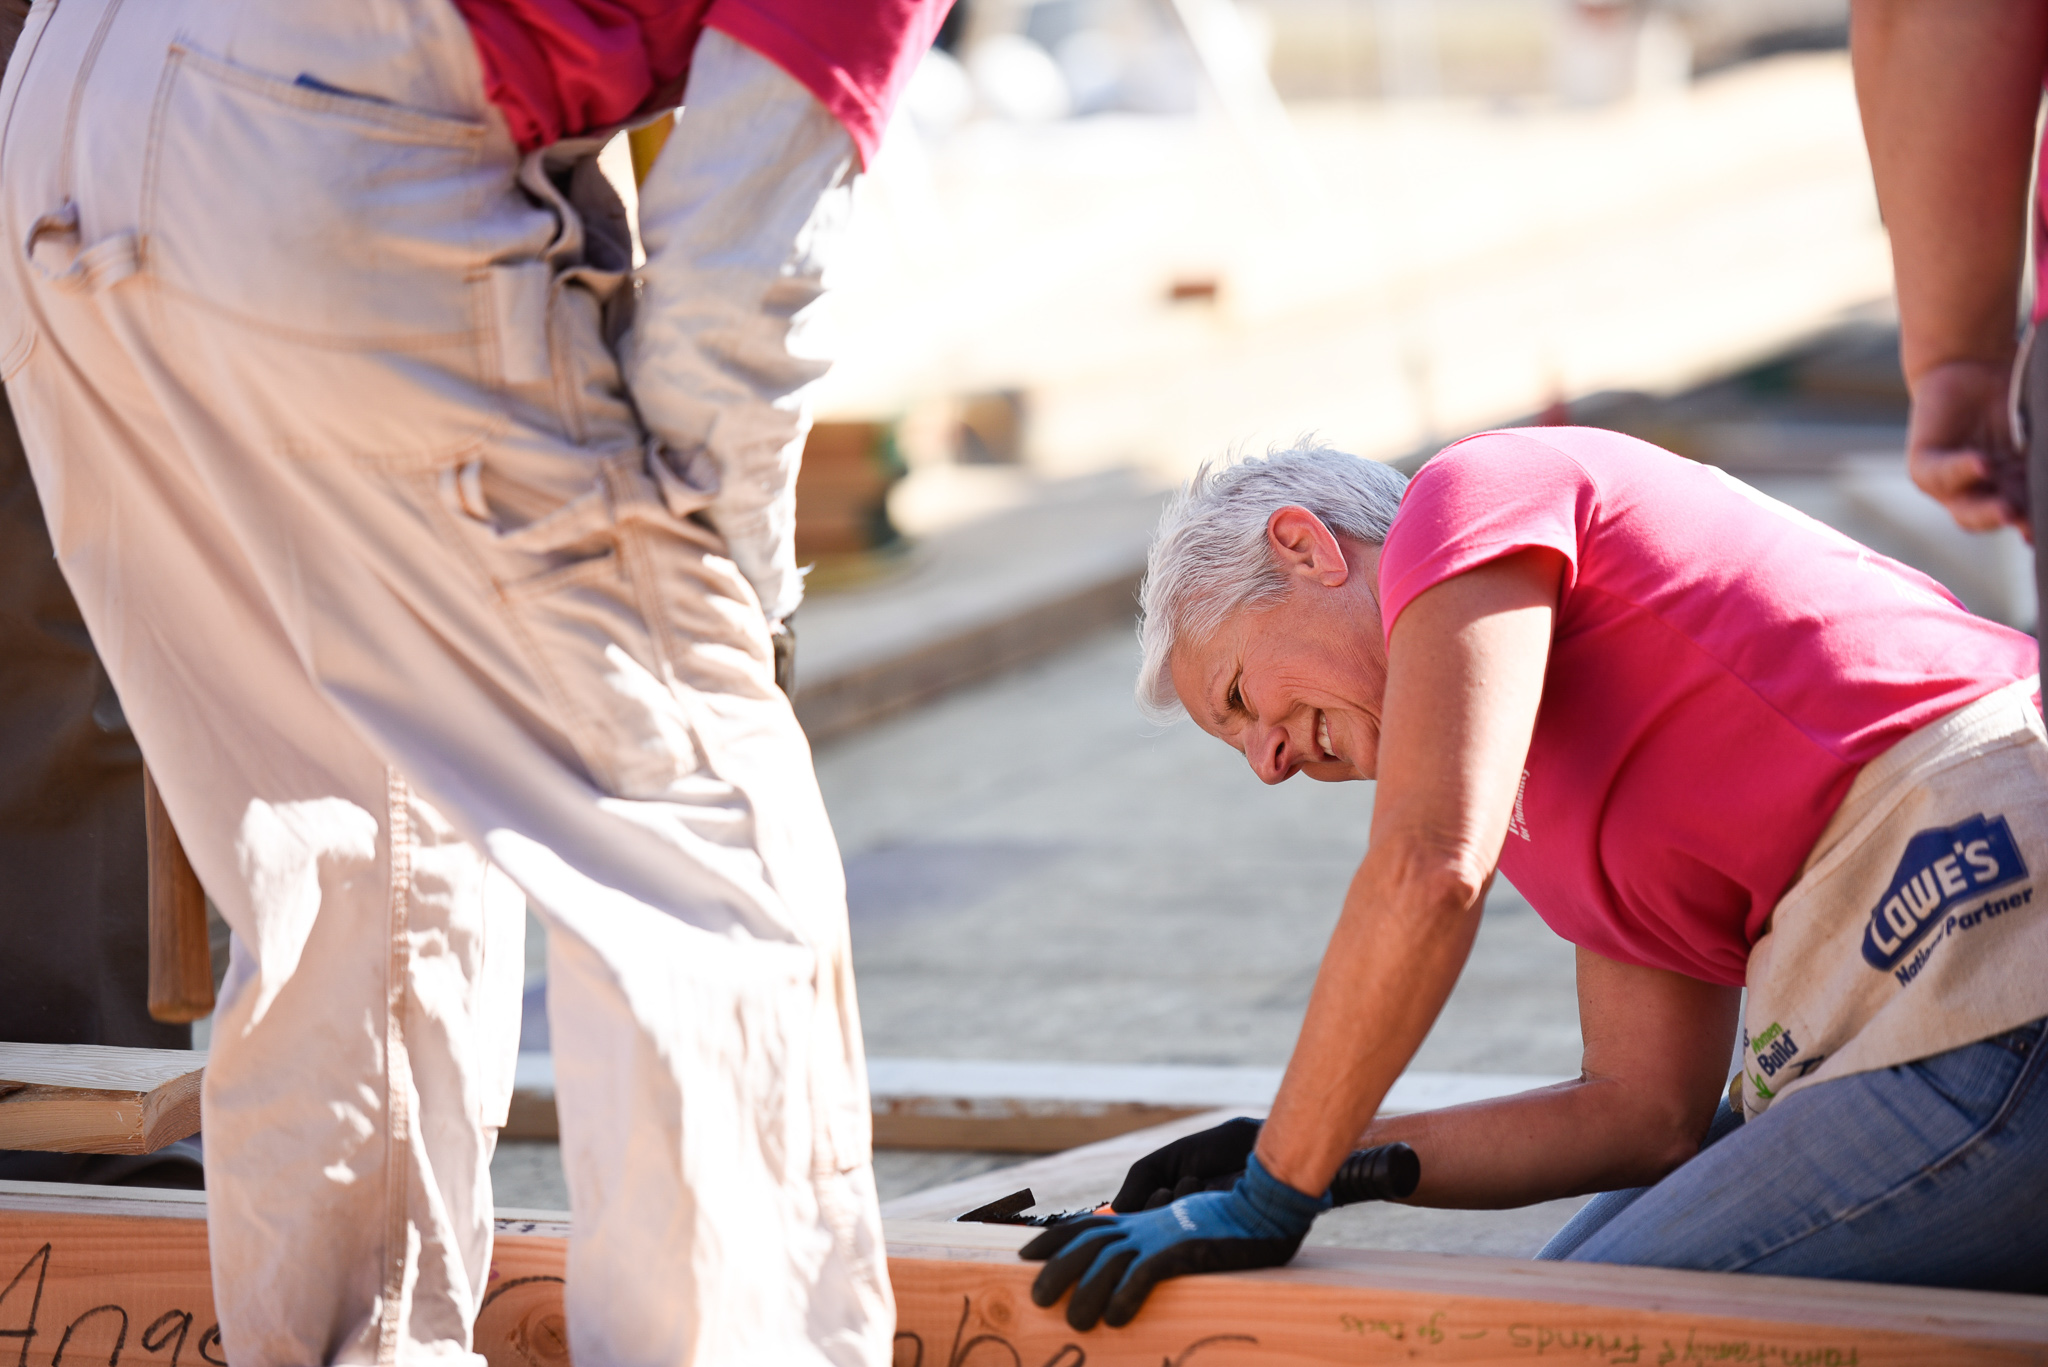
[{"left": 1851, "top": 0, "right": 2048, "bottom": 533}]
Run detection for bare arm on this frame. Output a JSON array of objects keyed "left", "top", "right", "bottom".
[
  {"left": 1851, "top": 0, "right": 2048, "bottom": 530},
  {"left": 1358, "top": 949, "right": 1740, "bottom": 1207},
  {"left": 1254, "top": 548, "right": 1561, "bottom": 1194}
]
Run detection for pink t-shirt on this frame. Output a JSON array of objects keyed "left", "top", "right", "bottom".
[
  {"left": 451, "top": 0, "right": 952, "bottom": 166},
  {"left": 1378, "top": 427, "right": 2038, "bottom": 986}
]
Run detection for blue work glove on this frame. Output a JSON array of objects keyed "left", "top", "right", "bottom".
[{"left": 1019, "top": 1153, "right": 1330, "bottom": 1330}]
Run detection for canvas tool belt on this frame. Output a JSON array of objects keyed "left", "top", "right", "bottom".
[{"left": 1736, "top": 677, "right": 2048, "bottom": 1119}]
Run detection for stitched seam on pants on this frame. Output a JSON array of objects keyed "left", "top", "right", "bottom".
[
  {"left": 167, "top": 44, "right": 489, "bottom": 143},
  {"left": 544, "top": 277, "right": 584, "bottom": 445},
  {"left": 613, "top": 515, "right": 726, "bottom": 794},
  {"left": 424, "top": 479, "right": 632, "bottom": 795},
  {"left": 1723, "top": 1036, "right": 2048, "bottom": 1272},
  {"left": 380, "top": 767, "right": 416, "bottom": 1363},
  {"left": 56, "top": 0, "right": 130, "bottom": 205},
  {"left": 0, "top": 0, "right": 61, "bottom": 323},
  {"left": 615, "top": 514, "right": 704, "bottom": 792},
  {"left": 138, "top": 45, "right": 184, "bottom": 341},
  {"left": 1938, "top": 1019, "right": 2048, "bottom": 1152},
  {"left": 0, "top": 328, "right": 33, "bottom": 380},
  {"left": 0, "top": 0, "right": 56, "bottom": 160}
]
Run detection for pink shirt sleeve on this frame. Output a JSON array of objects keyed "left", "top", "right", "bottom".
[
  {"left": 709, "top": 0, "right": 952, "bottom": 168},
  {"left": 1377, "top": 431, "right": 1592, "bottom": 646}
]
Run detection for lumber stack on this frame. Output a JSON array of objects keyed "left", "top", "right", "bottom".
[
  {"left": 0, "top": 1044, "right": 202, "bottom": 1155},
  {"left": 1, "top": 1180, "right": 2043, "bottom": 1367}
]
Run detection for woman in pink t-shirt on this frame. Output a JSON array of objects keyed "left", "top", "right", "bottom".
[{"left": 1021, "top": 428, "right": 2048, "bottom": 1331}]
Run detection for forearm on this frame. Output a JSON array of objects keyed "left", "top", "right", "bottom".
[
  {"left": 1851, "top": 0, "right": 2048, "bottom": 381},
  {"left": 1255, "top": 849, "right": 1486, "bottom": 1196},
  {"left": 1357, "top": 1078, "right": 1708, "bottom": 1210},
  {"left": 1254, "top": 551, "right": 1562, "bottom": 1199}
]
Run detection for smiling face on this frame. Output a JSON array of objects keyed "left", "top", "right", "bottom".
[{"left": 1167, "top": 513, "right": 1391, "bottom": 785}]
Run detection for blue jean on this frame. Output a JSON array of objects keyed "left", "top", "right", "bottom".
[{"left": 1538, "top": 1018, "right": 2048, "bottom": 1291}]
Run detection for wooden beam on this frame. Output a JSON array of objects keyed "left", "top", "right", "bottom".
[
  {"left": 3, "top": 1181, "right": 2044, "bottom": 1366},
  {"left": 875, "top": 1101, "right": 1210, "bottom": 1154},
  {"left": 879, "top": 1108, "right": 1247, "bottom": 1221},
  {"left": 866, "top": 1062, "right": 1572, "bottom": 1154},
  {"left": 0, "top": 1045, "right": 203, "bottom": 1154},
  {"left": 881, "top": 1220, "right": 2048, "bottom": 1367},
  {"left": 505, "top": 1056, "right": 1571, "bottom": 1152}
]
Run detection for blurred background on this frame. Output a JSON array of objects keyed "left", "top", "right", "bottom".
[{"left": 493, "top": 0, "right": 2040, "bottom": 1250}]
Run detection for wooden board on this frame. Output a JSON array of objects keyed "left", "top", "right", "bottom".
[
  {"left": 0, "top": 1045, "right": 203, "bottom": 1155},
  {"left": 868, "top": 1060, "right": 1264, "bottom": 1154},
  {"left": 3, "top": 1182, "right": 2043, "bottom": 1367},
  {"left": 874, "top": 1101, "right": 1210, "bottom": 1153},
  {"left": 881, "top": 1220, "right": 2048, "bottom": 1367},
  {"left": 879, "top": 1108, "right": 1249, "bottom": 1221},
  {"left": 506, "top": 1055, "right": 1569, "bottom": 1152}
]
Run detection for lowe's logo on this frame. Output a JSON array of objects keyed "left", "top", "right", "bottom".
[{"left": 1862, "top": 814, "right": 2027, "bottom": 971}]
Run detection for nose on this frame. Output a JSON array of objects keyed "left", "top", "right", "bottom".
[{"left": 1244, "top": 719, "right": 1294, "bottom": 785}]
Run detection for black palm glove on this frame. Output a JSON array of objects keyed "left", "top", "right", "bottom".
[
  {"left": 1021, "top": 1153, "right": 1327, "bottom": 1330},
  {"left": 1110, "top": 1116, "right": 1263, "bottom": 1212},
  {"left": 1113, "top": 1117, "right": 1422, "bottom": 1215}
]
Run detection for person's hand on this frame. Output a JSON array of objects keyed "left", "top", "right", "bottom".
[
  {"left": 1110, "top": 1116, "right": 1262, "bottom": 1212},
  {"left": 1906, "top": 358, "right": 2029, "bottom": 537},
  {"left": 1020, "top": 1154, "right": 1327, "bottom": 1330}
]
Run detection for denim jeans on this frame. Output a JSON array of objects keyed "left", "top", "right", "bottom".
[{"left": 1539, "top": 1018, "right": 2048, "bottom": 1291}]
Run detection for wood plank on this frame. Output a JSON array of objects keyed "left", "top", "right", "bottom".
[
  {"left": 506, "top": 1055, "right": 1570, "bottom": 1152},
  {"left": 0, "top": 1046, "right": 203, "bottom": 1155},
  {"left": 879, "top": 1108, "right": 1249, "bottom": 1221},
  {"left": 881, "top": 1220, "right": 2048, "bottom": 1367},
  {"left": 874, "top": 1102, "right": 1211, "bottom": 1153},
  {"left": 869, "top": 1060, "right": 1274, "bottom": 1155},
  {"left": 2, "top": 1184, "right": 2043, "bottom": 1367},
  {"left": 868, "top": 1061, "right": 1572, "bottom": 1153}
]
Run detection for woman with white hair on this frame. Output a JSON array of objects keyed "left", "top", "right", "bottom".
[{"left": 1021, "top": 426, "right": 2048, "bottom": 1331}]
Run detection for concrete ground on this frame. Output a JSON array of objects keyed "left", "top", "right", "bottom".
[{"left": 821, "top": 629, "right": 1580, "bottom": 1078}]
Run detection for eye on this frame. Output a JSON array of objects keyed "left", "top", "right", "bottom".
[{"left": 1225, "top": 680, "right": 1245, "bottom": 713}]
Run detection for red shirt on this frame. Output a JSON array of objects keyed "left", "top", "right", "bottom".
[
  {"left": 451, "top": 0, "right": 952, "bottom": 166},
  {"left": 1378, "top": 427, "right": 2037, "bottom": 985}
]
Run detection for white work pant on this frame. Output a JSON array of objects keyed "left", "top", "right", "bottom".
[{"left": 0, "top": 1, "right": 890, "bottom": 1363}]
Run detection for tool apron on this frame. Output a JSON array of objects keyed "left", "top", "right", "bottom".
[{"left": 1737, "top": 677, "right": 2048, "bottom": 1117}]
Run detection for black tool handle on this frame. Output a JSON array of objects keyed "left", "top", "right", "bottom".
[{"left": 1329, "top": 1142, "right": 1420, "bottom": 1206}]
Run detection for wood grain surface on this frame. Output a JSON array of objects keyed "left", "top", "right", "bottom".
[
  {"left": 3, "top": 1184, "right": 2043, "bottom": 1367},
  {"left": 0, "top": 1046, "right": 204, "bottom": 1155},
  {"left": 879, "top": 1108, "right": 1247, "bottom": 1221}
]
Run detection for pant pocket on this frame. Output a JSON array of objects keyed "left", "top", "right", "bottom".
[
  {"left": 139, "top": 43, "right": 546, "bottom": 464},
  {"left": 1908, "top": 1029, "right": 2035, "bottom": 1122},
  {"left": 441, "top": 439, "right": 736, "bottom": 801}
]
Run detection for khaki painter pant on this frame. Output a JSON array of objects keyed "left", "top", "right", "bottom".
[
  {"left": 1740, "top": 678, "right": 2048, "bottom": 1118},
  {"left": 0, "top": 1, "right": 889, "bottom": 1363}
]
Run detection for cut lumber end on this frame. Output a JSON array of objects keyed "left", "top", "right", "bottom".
[{"left": 0, "top": 1045, "right": 204, "bottom": 1154}]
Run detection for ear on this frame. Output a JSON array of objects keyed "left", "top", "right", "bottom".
[{"left": 1266, "top": 506, "right": 1350, "bottom": 587}]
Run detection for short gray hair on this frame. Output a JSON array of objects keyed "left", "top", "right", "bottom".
[{"left": 1136, "top": 440, "right": 1409, "bottom": 722}]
